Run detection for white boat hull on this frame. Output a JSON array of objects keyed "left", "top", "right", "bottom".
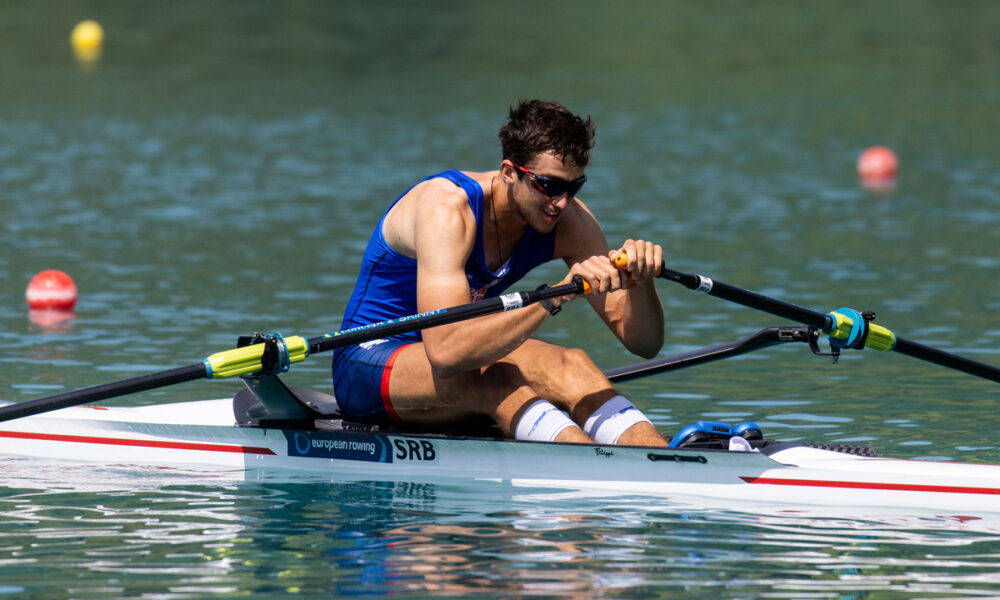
[{"left": 1, "top": 399, "right": 999, "bottom": 515}]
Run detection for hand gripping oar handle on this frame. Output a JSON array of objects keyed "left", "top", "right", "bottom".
[
  {"left": 0, "top": 278, "right": 587, "bottom": 424},
  {"left": 642, "top": 257, "right": 1000, "bottom": 384}
]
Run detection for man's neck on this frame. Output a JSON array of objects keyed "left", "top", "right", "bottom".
[{"left": 486, "top": 174, "right": 527, "bottom": 271}]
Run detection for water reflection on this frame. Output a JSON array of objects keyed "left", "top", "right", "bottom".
[
  {"left": 3, "top": 462, "right": 1000, "bottom": 597},
  {"left": 358, "top": 486, "right": 1000, "bottom": 598},
  {"left": 27, "top": 309, "right": 77, "bottom": 333}
]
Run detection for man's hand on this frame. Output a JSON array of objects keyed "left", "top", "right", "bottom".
[
  {"left": 563, "top": 254, "right": 627, "bottom": 296},
  {"left": 610, "top": 239, "right": 663, "bottom": 286},
  {"left": 551, "top": 238, "right": 663, "bottom": 306}
]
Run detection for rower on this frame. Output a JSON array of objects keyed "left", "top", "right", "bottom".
[{"left": 331, "top": 99, "right": 669, "bottom": 446}]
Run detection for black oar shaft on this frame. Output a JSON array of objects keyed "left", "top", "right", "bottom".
[
  {"left": 658, "top": 263, "right": 1000, "bottom": 385},
  {"left": 0, "top": 363, "right": 207, "bottom": 423},
  {"left": 659, "top": 266, "right": 832, "bottom": 330},
  {"left": 893, "top": 338, "right": 1000, "bottom": 384},
  {"left": 307, "top": 280, "right": 582, "bottom": 355},
  {"left": 0, "top": 279, "right": 586, "bottom": 424}
]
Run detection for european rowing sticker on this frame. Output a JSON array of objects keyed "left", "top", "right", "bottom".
[{"left": 284, "top": 430, "right": 393, "bottom": 463}]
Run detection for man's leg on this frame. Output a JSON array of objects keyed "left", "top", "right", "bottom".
[
  {"left": 498, "top": 341, "right": 669, "bottom": 447},
  {"left": 386, "top": 342, "right": 592, "bottom": 443},
  {"left": 388, "top": 339, "right": 667, "bottom": 447}
]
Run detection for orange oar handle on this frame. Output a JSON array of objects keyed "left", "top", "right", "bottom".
[
  {"left": 613, "top": 252, "right": 663, "bottom": 276},
  {"left": 575, "top": 253, "right": 655, "bottom": 295}
]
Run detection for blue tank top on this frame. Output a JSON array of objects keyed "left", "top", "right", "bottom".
[{"left": 337, "top": 170, "right": 558, "bottom": 343}]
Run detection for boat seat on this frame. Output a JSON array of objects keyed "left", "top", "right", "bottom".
[{"left": 232, "top": 374, "right": 503, "bottom": 438}]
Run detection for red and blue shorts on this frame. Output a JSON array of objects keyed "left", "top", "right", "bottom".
[{"left": 331, "top": 339, "right": 411, "bottom": 423}]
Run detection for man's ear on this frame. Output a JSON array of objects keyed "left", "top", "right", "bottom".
[{"left": 500, "top": 159, "right": 517, "bottom": 184}]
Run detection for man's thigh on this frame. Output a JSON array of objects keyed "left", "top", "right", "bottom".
[{"left": 386, "top": 339, "right": 568, "bottom": 425}]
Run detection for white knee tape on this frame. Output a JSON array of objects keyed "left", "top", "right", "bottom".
[
  {"left": 584, "top": 395, "right": 652, "bottom": 445},
  {"left": 515, "top": 399, "right": 577, "bottom": 442}
]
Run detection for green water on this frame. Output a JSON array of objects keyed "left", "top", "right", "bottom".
[{"left": 3, "top": 1, "right": 1000, "bottom": 597}]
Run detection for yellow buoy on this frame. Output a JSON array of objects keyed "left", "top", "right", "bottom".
[{"left": 71, "top": 20, "right": 104, "bottom": 63}]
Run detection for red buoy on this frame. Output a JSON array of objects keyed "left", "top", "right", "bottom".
[
  {"left": 858, "top": 146, "right": 899, "bottom": 181},
  {"left": 26, "top": 270, "right": 79, "bottom": 311}
]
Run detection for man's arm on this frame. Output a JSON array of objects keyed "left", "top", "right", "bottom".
[
  {"left": 551, "top": 199, "right": 665, "bottom": 359},
  {"left": 396, "top": 180, "right": 553, "bottom": 378}
]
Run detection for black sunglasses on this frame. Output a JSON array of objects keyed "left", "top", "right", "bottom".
[{"left": 511, "top": 163, "right": 587, "bottom": 198}]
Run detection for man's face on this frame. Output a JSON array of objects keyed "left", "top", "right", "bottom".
[{"left": 508, "top": 151, "right": 586, "bottom": 233}]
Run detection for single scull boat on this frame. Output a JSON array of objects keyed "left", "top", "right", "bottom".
[
  {"left": 2, "top": 329, "right": 999, "bottom": 515},
  {"left": 3, "top": 266, "right": 1000, "bottom": 515},
  {"left": 2, "top": 392, "right": 1000, "bottom": 513}
]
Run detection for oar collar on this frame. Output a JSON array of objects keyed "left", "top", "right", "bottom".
[{"left": 824, "top": 308, "right": 897, "bottom": 352}]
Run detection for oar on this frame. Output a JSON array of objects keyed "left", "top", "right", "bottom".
[
  {"left": 0, "top": 279, "right": 586, "bottom": 423},
  {"left": 618, "top": 255, "right": 1000, "bottom": 384}
]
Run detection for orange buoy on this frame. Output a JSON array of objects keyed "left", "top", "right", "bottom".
[
  {"left": 26, "top": 270, "right": 79, "bottom": 311},
  {"left": 858, "top": 146, "right": 899, "bottom": 180},
  {"left": 857, "top": 146, "right": 899, "bottom": 193}
]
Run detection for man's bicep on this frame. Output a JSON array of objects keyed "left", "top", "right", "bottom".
[{"left": 413, "top": 197, "right": 477, "bottom": 313}]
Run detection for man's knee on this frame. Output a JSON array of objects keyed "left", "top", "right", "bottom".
[
  {"left": 537, "top": 347, "right": 602, "bottom": 391},
  {"left": 560, "top": 347, "right": 600, "bottom": 374}
]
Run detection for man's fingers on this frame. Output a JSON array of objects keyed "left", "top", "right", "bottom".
[{"left": 612, "top": 240, "right": 663, "bottom": 284}]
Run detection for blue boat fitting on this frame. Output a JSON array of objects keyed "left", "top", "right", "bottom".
[
  {"left": 668, "top": 421, "right": 733, "bottom": 448},
  {"left": 733, "top": 421, "right": 763, "bottom": 440}
]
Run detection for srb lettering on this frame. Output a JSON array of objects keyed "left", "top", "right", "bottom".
[{"left": 393, "top": 439, "right": 437, "bottom": 461}]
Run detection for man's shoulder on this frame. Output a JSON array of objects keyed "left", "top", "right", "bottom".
[
  {"left": 558, "top": 197, "right": 603, "bottom": 236},
  {"left": 407, "top": 176, "right": 471, "bottom": 210},
  {"left": 553, "top": 197, "right": 606, "bottom": 259},
  {"left": 393, "top": 177, "right": 478, "bottom": 249}
]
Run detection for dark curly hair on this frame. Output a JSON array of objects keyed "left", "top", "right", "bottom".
[{"left": 498, "top": 100, "right": 595, "bottom": 168}]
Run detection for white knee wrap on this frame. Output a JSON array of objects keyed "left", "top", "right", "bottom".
[
  {"left": 515, "top": 399, "right": 577, "bottom": 442},
  {"left": 584, "top": 395, "right": 652, "bottom": 445}
]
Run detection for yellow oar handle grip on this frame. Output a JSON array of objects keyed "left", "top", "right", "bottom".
[{"left": 203, "top": 335, "right": 309, "bottom": 379}]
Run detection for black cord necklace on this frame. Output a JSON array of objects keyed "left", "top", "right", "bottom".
[{"left": 489, "top": 175, "right": 502, "bottom": 271}]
